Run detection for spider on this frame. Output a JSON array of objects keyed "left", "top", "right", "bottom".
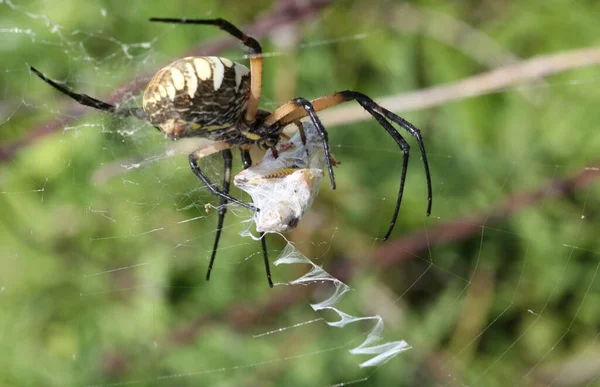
[{"left": 30, "top": 17, "right": 432, "bottom": 288}]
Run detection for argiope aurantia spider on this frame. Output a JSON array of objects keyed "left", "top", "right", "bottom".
[{"left": 30, "top": 17, "right": 432, "bottom": 288}]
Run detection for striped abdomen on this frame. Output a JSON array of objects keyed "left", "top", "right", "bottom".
[{"left": 142, "top": 56, "right": 251, "bottom": 140}]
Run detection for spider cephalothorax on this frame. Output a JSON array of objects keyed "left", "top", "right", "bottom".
[{"left": 30, "top": 17, "right": 432, "bottom": 288}]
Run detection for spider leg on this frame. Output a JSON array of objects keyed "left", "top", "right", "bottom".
[
  {"left": 355, "top": 105, "right": 410, "bottom": 240},
  {"left": 291, "top": 98, "right": 337, "bottom": 189},
  {"left": 260, "top": 232, "right": 272, "bottom": 287},
  {"left": 29, "top": 66, "right": 145, "bottom": 119},
  {"left": 206, "top": 148, "right": 233, "bottom": 282},
  {"left": 265, "top": 91, "right": 432, "bottom": 240},
  {"left": 149, "top": 18, "right": 263, "bottom": 123},
  {"left": 195, "top": 145, "right": 266, "bottom": 285},
  {"left": 294, "top": 121, "right": 307, "bottom": 145},
  {"left": 240, "top": 147, "right": 252, "bottom": 169},
  {"left": 189, "top": 149, "right": 256, "bottom": 211},
  {"left": 340, "top": 91, "right": 432, "bottom": 218},
  {"left": 240, "top": 148, "right": 273, "bottom": 287}
]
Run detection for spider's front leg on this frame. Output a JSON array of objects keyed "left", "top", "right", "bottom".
[
  {"left": 188, "top": 144, "right": 256, "bottom": 211},
  {"left": 191, "top": 142, "right": 272, "bottom": 287}
]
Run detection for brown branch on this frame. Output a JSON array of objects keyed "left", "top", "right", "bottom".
[
  {"left": 319, "top": 46, "right": 600, "bottom": 127},
  {"left": 0, "top": 0, "right": 334, "bottom": 161},
  {"left": 374, "top": 163, "right": 600, "bottom": 265}
]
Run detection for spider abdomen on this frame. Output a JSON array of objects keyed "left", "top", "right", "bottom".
[{"left": 142, "top": 56, "right": 251, "bottom": 139}]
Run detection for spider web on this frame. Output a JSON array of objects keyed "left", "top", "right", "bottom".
[{"left": 2, "top": 0, "right": 600, "bottom": 386}]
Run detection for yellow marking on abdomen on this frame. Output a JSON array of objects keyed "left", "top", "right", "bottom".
[
  {"left": 164, "top": 82, "right": 176, "bottom": 100},
  {"left": 233, "top": 63, "right": 249, "bottom": 90},
  {"left": 183, "top": 62, "right": 198, "bottom": 98},
  {"left": 205, "top": 57, "right": 225, "bottom": 91},
  {"left": 171, "top": 68, "right": 185, "bottom": 91},
  {"left": 157, "top": 84, "right": 167, "bottom": 99},
  {"left": 220, "top": 57, "right": 234, "bottom": 67},
  {"left": 193, "top": 58, "right": 212, "bottom": 81}
]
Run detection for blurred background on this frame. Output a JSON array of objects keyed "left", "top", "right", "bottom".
[{"left": 1, "top": 0, "right": 600, "bottom": 386}]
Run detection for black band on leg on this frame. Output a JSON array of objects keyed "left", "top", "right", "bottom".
[
  {"left": 206, "top": 149, "right": 233, "bottom": 281},
  {"left": 292, "top": 97, "right": 336, "bottom": 190},
  {"left": 149, "top": 18, "right": 262, "bottom": 56},
  {"left": 30, "top": 66, "right": 116, "bottom": 113},
  {"left": 29, "top": 66, "right": 146, "bottom": 120},
  {"left": 260, "top": 232, "right": 273, "bottom": 288},
  {"left": 239, "top": 149, "right": 273, "bottom": 288},
  {"left": 188, "top": 153, "right": 256, "bottom": 211},
  {"left": 240, "top": 148, "right": 252, "bottom": 169},
  {"left": 359, "top": 104, "right": 410, "bottom": 240},
  {"left": 338, "top": 90, "right": 432, "bottom": 217}
]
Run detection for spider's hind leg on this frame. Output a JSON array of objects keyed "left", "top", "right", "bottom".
[
  {"left": 196, "top": 145, "right": 272, "bottom": 288},
  {"left": 30, "top": 66, "right": 115, "bottom": 112},
  {"left": 29, "top": 66, "right": 145, "bottom": 119},
  {"left": 240, "top": 148, "right": 273, "bottom": 288},
  {"left": 206, "top": 148, "right": 233, "bottom": 282}
]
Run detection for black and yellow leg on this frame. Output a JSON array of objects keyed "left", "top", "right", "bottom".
[
  {"left": 29, "top": 66, "right": 146, "bottom": 119},
  {"left": 264, "top": 90, "right": 433, "bottom": 240},
  {"left": 189, "top": 151, "right": 256, "bottom": 211}
]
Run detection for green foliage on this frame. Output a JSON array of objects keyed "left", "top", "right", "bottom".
[{"left": 1, "top": 0, "right": 600, "bottom": 385}]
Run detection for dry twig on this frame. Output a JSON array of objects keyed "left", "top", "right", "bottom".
[{"left": 319, "top": 46, "right": 600, "bottom": 126}]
